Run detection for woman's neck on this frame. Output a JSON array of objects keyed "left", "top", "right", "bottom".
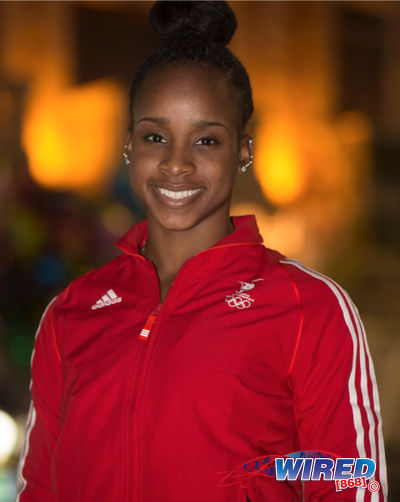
[{"left": 142, "top": 214, "right": 234, "bottom": 301}]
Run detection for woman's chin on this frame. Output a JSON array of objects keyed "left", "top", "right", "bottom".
[{"left": 149, "top": 212, "right": 201, "bottom": 233}]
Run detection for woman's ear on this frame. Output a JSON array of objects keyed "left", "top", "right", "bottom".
[
  {"left": 123, "top": 128, "right": 133, "bottom": 166},
  {"left": 125, "top": 128, "right": 133, "bottom": 155},
  {"left": 238, "top": 134, "right": 253, "bottom": 173}
]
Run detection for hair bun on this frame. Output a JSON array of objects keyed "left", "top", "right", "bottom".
[{"left": 149, "top": 1, "right": 237, "bottom": 46}]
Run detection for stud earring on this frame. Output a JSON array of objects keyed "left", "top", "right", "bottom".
[
  {"left": 240, "top": 142, "right": 254, "bottom": 173},
  {"left": 240, "top": 160, "right": 252, "bottom": 173},
  {"left": 123, "top": 145, "right": 130, "bottom": 166}
]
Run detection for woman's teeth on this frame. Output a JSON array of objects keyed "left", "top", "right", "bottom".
[{"left": 157, "top": 187, "right": 201, "bottom": 200}]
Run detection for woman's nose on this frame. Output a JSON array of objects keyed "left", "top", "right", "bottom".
[{"left": 159, "top": 145, "right": 195, "bottom": 176}]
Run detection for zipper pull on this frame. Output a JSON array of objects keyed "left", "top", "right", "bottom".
[{"left": 139, "top": 303, "right": 162, "bottom": 340}]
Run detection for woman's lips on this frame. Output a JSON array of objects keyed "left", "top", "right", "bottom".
[{"left": 151, "top": 184, "right": 205, "bottom": 207}]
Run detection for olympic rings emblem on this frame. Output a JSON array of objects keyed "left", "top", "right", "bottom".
[{"left": 225, "top": 293, "right": 255, "bottom": 310}]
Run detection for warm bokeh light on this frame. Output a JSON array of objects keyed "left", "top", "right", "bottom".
[
  {"left": 0, "top": 410, "right": 18, "bottom": 467},
  {"left": 336, "top": 111, "right": 373, "bottom": 146},
  {"left": 22, "top": 80, "right": 125, "bottom": 192},
  {"left": 231, "top": 203, "right": 306, "bottom": 259},
  {"left": 255, "top": 116, "right": 306, "bottom": 206},
  {"left": 101, "top": 204, "right": 135, "bottom": 237}
]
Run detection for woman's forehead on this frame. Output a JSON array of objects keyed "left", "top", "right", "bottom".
[{"left": 132, "top": 63, "right": 241, "bottom": 124}]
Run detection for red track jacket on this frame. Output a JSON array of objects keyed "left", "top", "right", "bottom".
[{"left": 16, "top": 215, "right": 387, "bottom": 501}]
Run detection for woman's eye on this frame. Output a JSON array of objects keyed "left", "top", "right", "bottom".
[
  {"left": 195, "top": 136, "right": 218, "bottom": 146},
  {"left": 145, "top": 134, "right": 167, "bottom": 143}
]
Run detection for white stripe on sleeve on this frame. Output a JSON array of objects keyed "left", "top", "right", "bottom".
[
  {"left": 280, "top": 259, "right": 387, "bottom": 501},
  {"left": 15, "top": 296, "right": 58, "bottom": 501}
]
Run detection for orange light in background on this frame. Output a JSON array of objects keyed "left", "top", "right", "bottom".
[
  {"left": 336, "top": 111, "right": 372, "bottom": 146},
  {"left": 255, "top": 115, "right": 306, "bottom": 206},
  {"left": 22, "top": 80, "right": 125, "bottom": 192},
  {"left": 101, "top": 203, "right": 135, "bottom": 237},
  {"left": 231, "top": 202, "right": 306, "bottom": 258}
]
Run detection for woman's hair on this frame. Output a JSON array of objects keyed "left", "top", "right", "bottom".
[{"left": 129, "top": 0, "right": 254, "bottom": 131}]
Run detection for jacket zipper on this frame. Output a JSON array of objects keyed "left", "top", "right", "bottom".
[
  {"left": 127, "top": 302, "right": 163, "bottom": 502},
  {"left": 130, "top": 302, "right": 163, "bottom": 501},
  {"left": 129, "top": 257, "right": 194, "bottom": 502},
  {"left": 128, "top": 304, "right": 162, "bottom": 421},
  {"left": 126, "top": 305, "right": 162, "bottom": 502},
  {"left": 138, "top": 302, "right": 163, "bottom": 340}
]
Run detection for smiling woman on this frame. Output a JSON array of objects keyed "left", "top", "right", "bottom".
[
  {"left": 127, "top": 63, "right": 250, "bottom": 293},
  {"left": 15, "top": 2, "right": 387, "bottom": 502}
]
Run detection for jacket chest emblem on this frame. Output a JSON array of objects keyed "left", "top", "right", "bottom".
[
  {"left": 91, "top": 289, "right": 122, "bottom": 310},
  {"left": 225, "top": 279, "right": 263, "bottom": 310}
]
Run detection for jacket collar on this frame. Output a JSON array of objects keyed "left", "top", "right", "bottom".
[{"left": 115, "top": 215, "right": 263, "bottom": 256}]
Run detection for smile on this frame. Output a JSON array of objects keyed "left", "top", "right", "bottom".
[
  {"left": 151, "top": 184, "right": 205, "bottom": 208},
  {"left": 156, "top": 187, "right": 202, "bottom": 200}
]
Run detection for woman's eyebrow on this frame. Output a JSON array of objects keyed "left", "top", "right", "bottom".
[
  {"left": 137, "top": 116, "right": 168, "bottom": 125},
  {"left": 191, "top": 119, "right": 229, "bottom": 131},
  {"left": 136, "top": 116, "right": 229, "bottom": 132}
]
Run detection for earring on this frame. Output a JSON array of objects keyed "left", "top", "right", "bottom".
[
  {"left": 123, "top": 144, "right": 130, "bottom": 166},
  {"left": 240, "top": 141, "right": 253, "bottom": 172},
  {"left": 240, "top": 155, "right": 253, "bottom": 173},
  {"left": 240, "top": 160, "right": 252, "bottom": 173}
]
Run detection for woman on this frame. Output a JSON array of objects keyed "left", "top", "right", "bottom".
[{"left": 16, "top": 2, "right": 387, "bottom": 501}]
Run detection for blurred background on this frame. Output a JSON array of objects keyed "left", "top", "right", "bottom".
[{"left": 0, "top": 1, "right": 399, "bottom": 500}]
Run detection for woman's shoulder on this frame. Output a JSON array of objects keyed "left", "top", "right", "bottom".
[
  {"left": 275, "top": 255, "right": 357, "bottom": 319},
  {"left": 49, "top": 252, "right": 134, "bottom": 313}
]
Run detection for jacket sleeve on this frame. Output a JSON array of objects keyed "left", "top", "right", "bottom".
[
  {"left": 289, "top": 269, "right": 388, "bottom": 501},
  {"left": 15, "top": 297, "right": 63, "bottom": 502}
]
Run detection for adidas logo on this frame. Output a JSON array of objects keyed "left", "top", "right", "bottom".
[{"left": 91, "top": 289, "right": 122, "bottom": 310}]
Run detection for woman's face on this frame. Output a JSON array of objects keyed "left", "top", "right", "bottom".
[{"left": 127, "top": 63, "right": 251, "bottom": 233}]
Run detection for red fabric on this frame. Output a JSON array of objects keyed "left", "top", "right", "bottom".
[{"left": 16, "top": 215, "right": 387, "bottom": 502}]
